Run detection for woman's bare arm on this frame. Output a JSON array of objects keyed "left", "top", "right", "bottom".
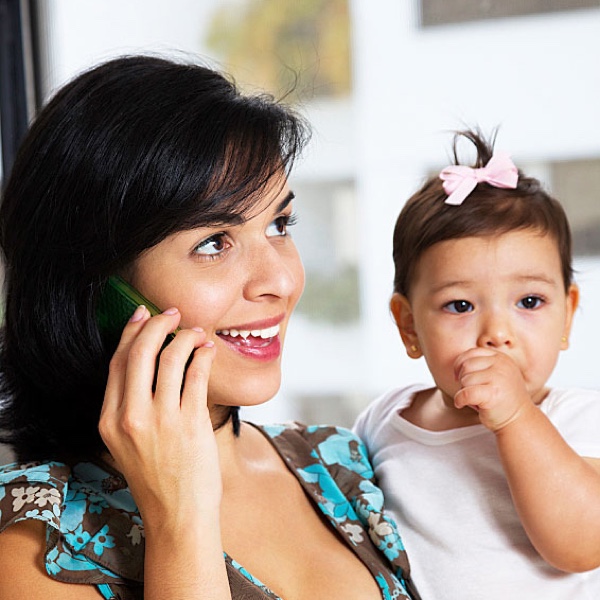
[{"left": 0, "top": 520, "right": 101, "bottom": 599}]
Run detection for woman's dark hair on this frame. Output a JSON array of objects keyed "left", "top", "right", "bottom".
[
  {"left": 0, "top": 55, "right": 310, "bottom": 464},
  {"left": 393, "top": 128, "right": 573, "bottom": 298}
]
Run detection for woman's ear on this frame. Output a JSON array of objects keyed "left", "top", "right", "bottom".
[{"left": 390, "top": 293, "right": 422, "bottom": 359}]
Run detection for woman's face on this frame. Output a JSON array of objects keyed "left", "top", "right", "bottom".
[{"left": 128, "top": 173, "right": 304, "bottom": 410}]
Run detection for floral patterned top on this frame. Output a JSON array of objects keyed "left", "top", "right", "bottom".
[{"left": 0, "top": 423, "right": 419, "bottom": 600}]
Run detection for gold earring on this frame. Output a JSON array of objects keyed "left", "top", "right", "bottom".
[
  {"left": 410, "top": 345, "right": 418, "bottom": 353},
  {"left": 561, "top": 336, "right": 568, "bottom": 343}
]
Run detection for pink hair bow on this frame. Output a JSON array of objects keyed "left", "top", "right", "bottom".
[{"left": 439, "top": 151, "right": 519, "bottom": 205}]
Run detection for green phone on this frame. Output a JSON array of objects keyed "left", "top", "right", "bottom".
[{"left": 97, "top": 275, "right": 178, "bottom": 342}]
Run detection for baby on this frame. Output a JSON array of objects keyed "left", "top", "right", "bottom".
[{"left": 355, "top": 129, "right": 600, "bottom": 599}]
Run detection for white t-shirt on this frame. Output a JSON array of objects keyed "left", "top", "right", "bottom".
[{"left": 354, "top": 385, "right": 600, "bottom": 600}]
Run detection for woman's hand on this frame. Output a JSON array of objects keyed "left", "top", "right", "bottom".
[
  {"left": 99, "top": 306, "right": 232, "bottom": 599},
  {"left": 99, "top": 305, "right": 221, "bottom": 525}
]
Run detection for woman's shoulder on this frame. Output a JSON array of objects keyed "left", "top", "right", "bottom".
[
  {"left": 0, "top": 519, "right": 102, "bottom": 599},
  {"left": 256, "top": 421, "right": 375, "bottom": 488}
]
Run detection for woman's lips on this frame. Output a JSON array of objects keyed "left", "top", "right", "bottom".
[{"left": 216, "top": 324, "right": 282, "bottom": 361}]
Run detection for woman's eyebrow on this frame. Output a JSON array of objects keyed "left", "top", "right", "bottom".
[{"left": 276, "top": 190, "right": 295, "bottom": 212}]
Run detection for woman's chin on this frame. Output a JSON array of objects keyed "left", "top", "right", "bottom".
[{"left": 208, "top": 373, "right": 282, "bottom": 410}]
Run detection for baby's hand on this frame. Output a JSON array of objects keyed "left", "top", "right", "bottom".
[{"left": 453, "top": 348, "right": 532, "bottom": 432}]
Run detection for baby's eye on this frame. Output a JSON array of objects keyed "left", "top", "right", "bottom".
[
  {"left": 266, "top": 213, "right": 297, "bottom": 238},
  {"left": 193, "top": 233, "right": 228, "bottom": 256},
  {"left": 518, "top": 295, "right": 544, "bottom": 310},
  {"left": 444, "top": 300, "right": 473, "bottom": 314}
]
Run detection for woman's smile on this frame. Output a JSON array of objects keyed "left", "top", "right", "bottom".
[{"left": 216, "top": 315, "right": 284, "bottom": 361}]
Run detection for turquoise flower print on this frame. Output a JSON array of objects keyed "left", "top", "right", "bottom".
[
  {"left": 87, "top": 493, "right": 109, "bottom": 514},
  {"left": 48, "top": 546, "right": 101, "bottom": 573},
  {"left": 377, "top": 530, "right": 403, "bottom": 562},
  {"left": 314, "top": 429, "right": 373, "bottom": 479},
  {"left": 260, "top": 423, "right": 287, "bottom": 438},
  {"left": 297, "top": 463, "right": 356, "bottom": 521},
  {"left": 92, "top": 525, "right": 116, "bottom": 556},
  {"left": 376, "top": 572, "right": 394, "bottom": 600},
  {"left": 65, "top": 524, "right": 92, "bottom": 552},
  {"left": 24, "top": 506, "right": 61, "bottom": 528},
  {"left": 62, "top": 489, "right": 89, "bottom": 531},
  {"left": 357, "top": 479, "right": 385, "bottom": 512},
  {"left": 375, "top": 572, "right": 407, "bottom": 600},
  {"left": 45, "top": 546, "right": 62, "bottom": 576},
  {"left": 0, "top": 461, "right": 58, "bottom": 485}
]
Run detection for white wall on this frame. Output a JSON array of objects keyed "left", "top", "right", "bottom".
[{"left": 44, "top": 0, "right": 223, "bottom": 92}]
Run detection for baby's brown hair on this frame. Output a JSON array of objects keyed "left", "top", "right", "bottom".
[{"left": 392, "top": 129, "right": 573, "bottom": 297}]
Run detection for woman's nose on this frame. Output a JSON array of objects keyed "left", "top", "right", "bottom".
[{"left": 244, "top": 242, "right": 303, "bottom": 301}]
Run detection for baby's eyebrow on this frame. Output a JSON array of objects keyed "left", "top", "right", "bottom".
[
  {"left": 429, "top": 273, "right": 559, "bottom": 294},
  {"left": 429, "top": 280, "right": 473, "bottom": 294},
  {"left": 514, "top": 273, "right": 560, "bottom": 286}
]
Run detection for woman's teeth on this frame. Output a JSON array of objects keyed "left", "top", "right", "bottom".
[{"left": 217, "top": 324, "right": 280, "bottom": 340}]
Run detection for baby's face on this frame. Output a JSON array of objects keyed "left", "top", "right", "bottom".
[{"left": 401, "top": 229, "right": 578, "bottom": 405}]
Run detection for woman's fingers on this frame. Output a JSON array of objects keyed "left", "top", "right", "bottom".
[
  {"left": 103, "top": 304, "right": 215, "bottom": 419},
  {"left": 180, "top": 340, "right": 216, "bottom": 418},
  {"left": 152, "top": 327, "right": 212, "bottom": 411},
  {"left": 119, "top": 308, "right": 183, "bottom": 411},
  {"left": 101, "top": 305, "right": 150, "bottom": 419},
  {"left": 100, "top": 306, "right": 184, "bottom": 447},
  {"left": 100, "top": 302, "right": 217, "bottom": 451}
]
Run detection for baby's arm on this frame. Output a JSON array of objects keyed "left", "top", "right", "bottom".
[
  {"left": 495, "top": 406, "right": 600, "bottom": 572},
  {"left": 454, "top": 348, "right": 600, "bottom": 573}
]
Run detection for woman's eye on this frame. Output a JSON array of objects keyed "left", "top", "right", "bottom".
[
  {"left": 266, "top": 213, "right": 297, "bottom": 238},
  {"left": 518, "top": 295, "right": 544, "bottom": 310},
  {"left": 193, "top": 234, "right": 228, "bottom": 256},
  {"left": 444, "top": 300, "right": 473, "bottom": 314}
]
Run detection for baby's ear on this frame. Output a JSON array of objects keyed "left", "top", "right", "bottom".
[{"left": 390, "top": 293, "right": 422, "bottom": 359}]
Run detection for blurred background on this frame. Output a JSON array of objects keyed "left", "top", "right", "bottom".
[{"left": 1, "top": 0, "right": 599, "bottom": 429}]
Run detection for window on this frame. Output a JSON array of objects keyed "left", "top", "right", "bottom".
[
  {"left": 552, "top": 158, "right": 600, "bottom": 255},
  {"left": 420, "top": 0, "right": 600, "bottom": 27}
]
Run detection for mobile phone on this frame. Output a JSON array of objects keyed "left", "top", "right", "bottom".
[{"left": 97, "top": 275, "right": 178, "bottom": 342}]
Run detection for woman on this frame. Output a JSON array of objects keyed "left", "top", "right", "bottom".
[{"left": 0, "top": 56, "right": 419, "bottom": 599}]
